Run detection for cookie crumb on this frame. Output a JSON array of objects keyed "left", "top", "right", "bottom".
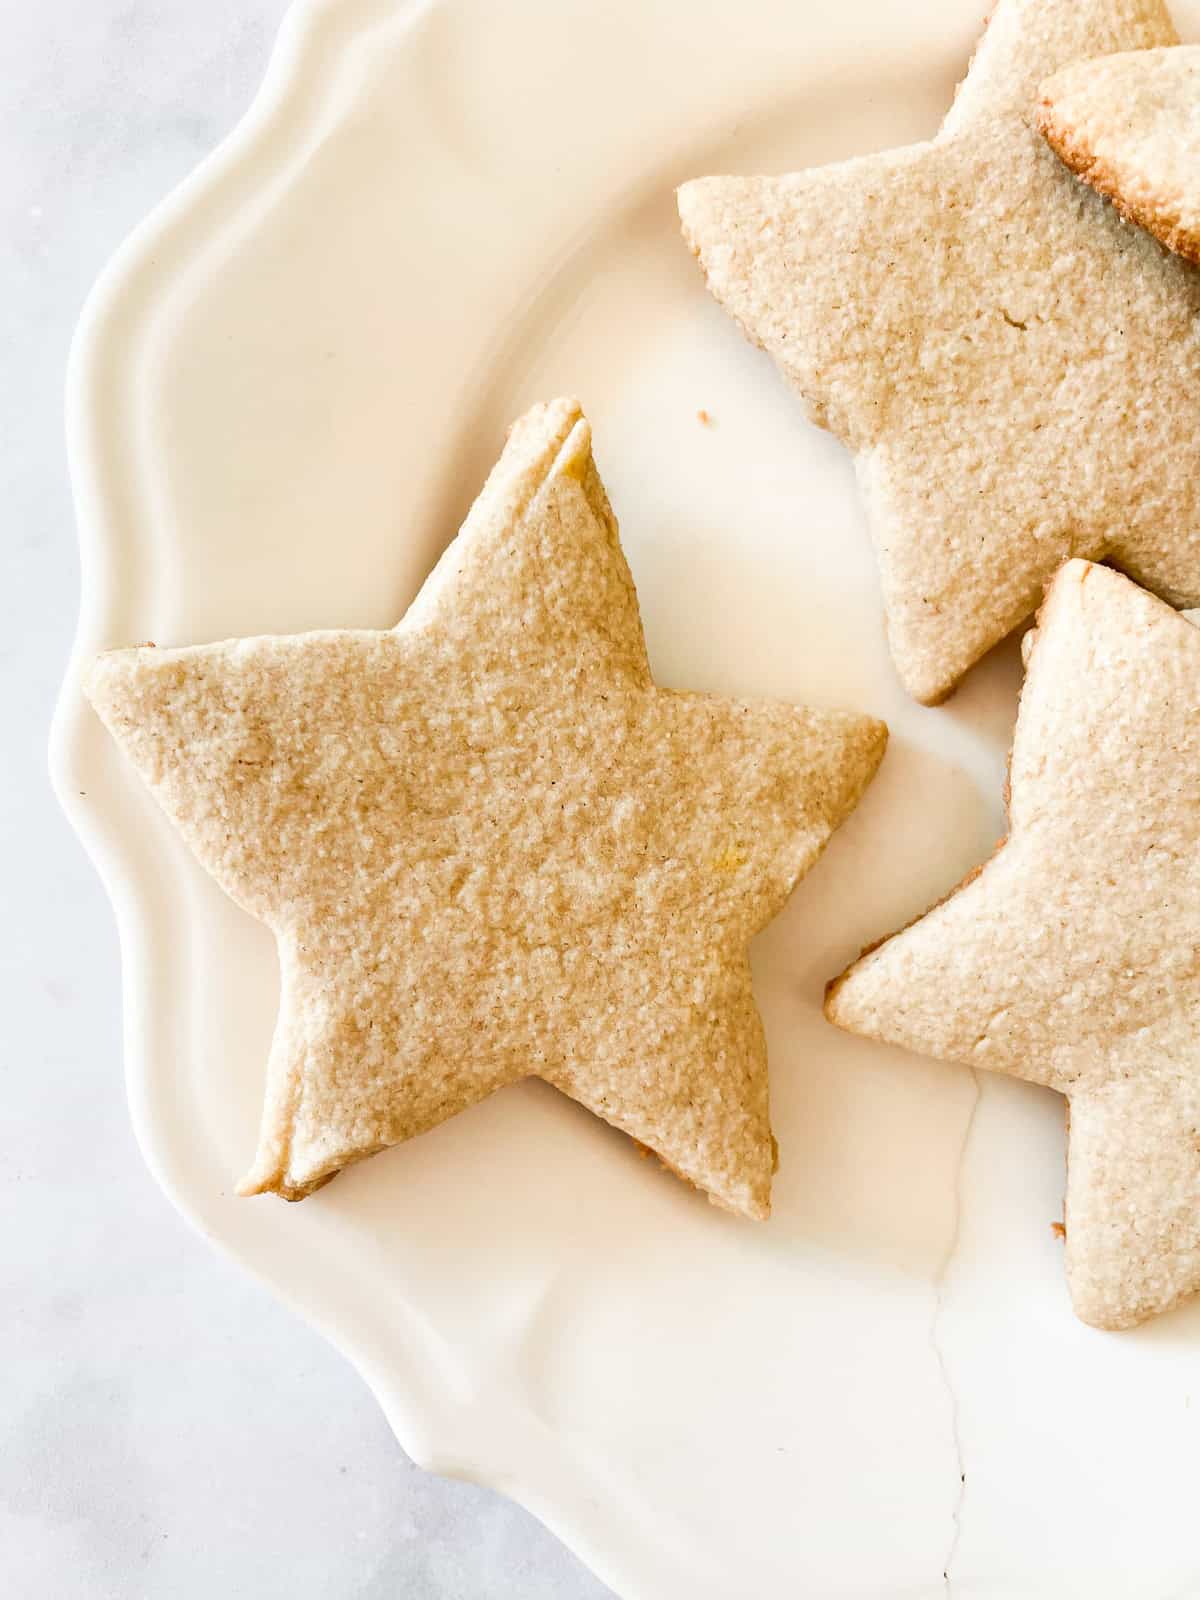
[{"left": 696, "top": 409, "right": 714, "bottom": 426}]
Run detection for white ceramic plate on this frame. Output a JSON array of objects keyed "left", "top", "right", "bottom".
[{"left": 52, "top": 2, "right": 1200, "bottom": 1595}]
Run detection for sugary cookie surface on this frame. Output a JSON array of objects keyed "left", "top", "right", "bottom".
[
  {"left": 827, "top": 561, "right": 1200, "bottom": 1329},
  {"left": 679, "top": 0, "right": 1200, "bottom": 704},
  {"left": 1038, "top": 45, "right": 1200, "bottom": 264},
  {"left": 88, "top": 399, "right": 886, "bottom": 1216}
]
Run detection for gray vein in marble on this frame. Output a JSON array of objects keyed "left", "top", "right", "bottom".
[{"left": 931, "top": 1068, "right": 981, "bottom": 1593}]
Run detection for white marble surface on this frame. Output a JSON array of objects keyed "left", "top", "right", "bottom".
[{"left": 1, "top": 4, "right": 610, "bottom": 1594}]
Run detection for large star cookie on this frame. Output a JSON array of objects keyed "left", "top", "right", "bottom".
[
  {"left": 827, "top": 560, "right": 1200, "bottom": 1329},
  {"left": 679, "top": 0, "right": 1200, "bottom": 705},
  {"left": 87, "top": 399, "right": 886, "bottom": 1218},
  {"left": 1038, "top": 45, "right": 1200, "bottom": 265}
]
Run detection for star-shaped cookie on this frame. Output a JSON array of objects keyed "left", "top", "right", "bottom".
[
  {"left": 1038, "top": 45, "right": 1200, "bottom": 265},
  {"left": 827, "top": 560, "right": 1200, "bottom": 1329},
  {"left": 679, "top": 0, "right": 1200, "bottom": 705},
  {"left": 87, "top": 399, "right": 886, "bottom": 1218}
]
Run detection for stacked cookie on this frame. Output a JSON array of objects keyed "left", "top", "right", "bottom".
[{"left": 88, "top": 0, "right": 1200, "bottom": 1330}]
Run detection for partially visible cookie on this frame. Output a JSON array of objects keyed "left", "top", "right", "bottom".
[
  {"left": 1038, "top": 46, "right": 1200, "bottom": 264},
  {"left": 826, "top": 559, "right": 1200, "bottom": 1331},
  {"left": 87, "top": 398, "right": 888, "bottom": 1218},
  {"left": 678, "top": 0, "right": 1200, "bottom": 707}
]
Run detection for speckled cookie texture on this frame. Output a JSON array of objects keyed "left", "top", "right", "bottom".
[
  {"left": 86, "top": 399, "right": 887, "bottom": 1219},
  {"left": 827, "top": 560, "right": 1200, "bottom": 1330},
  {"left": 1038, "top": 45, "right": 1200, "bottom": 265},
  {"left": 678, "top": 0, "right": 1200, "bottom": 706}
]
